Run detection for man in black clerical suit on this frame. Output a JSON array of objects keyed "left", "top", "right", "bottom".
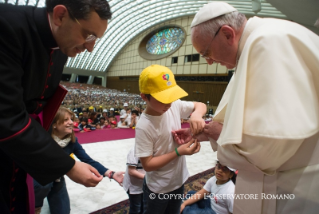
[{"left": 0, "top": 1, "right": 112, "bottom": 213}]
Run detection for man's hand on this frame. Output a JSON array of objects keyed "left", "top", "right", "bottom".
[
  {"left": 203, "top": 121, "right": 223, "bottom": 141},
  {"left": 66, "top": 161, "right": 103, "bottom": 187},
  {"left": 177, "top": 139, "right": 201, "bottom": 156},
  {"left": 172, "top": 128, "right": 193, "bottom": 145},
  {"left": 193, "top": 131, "right": 209, "bottom": 142},
  {"left": 113, "top": 171, "right": 125, "bottom": 186}
]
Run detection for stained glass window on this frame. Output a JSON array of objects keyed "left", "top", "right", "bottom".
[{"left": 146, "top": 27, "right": 185, "bottom": 55}]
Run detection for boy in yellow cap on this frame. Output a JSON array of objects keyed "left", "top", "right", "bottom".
[{"left": 135, "top": 64, "right": 207, "bottom": 214}]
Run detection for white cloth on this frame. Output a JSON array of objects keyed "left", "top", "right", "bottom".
[
  {"left": 52, "top": 135, "right": 71, "bottom": 148},
  {"left": 117, "top": 120, "right": 128, "bottom": 128},
  {"left": 120, "top": 109, "right": 126, "bottom": 116},
  {"left": 125, "top": 113, "right": 131, "bottom": 124},
  {"left": 212, "top": 17, "right": 319, "bottom": 214},
  {"left": 135, "top": 99, "right": 194, "bottom": 193},
  {"left": 123, "top": 147, "right": 145, "bottom": 194},
  {"left": 203, "top": 176, "right": 235, "bottom": 214}
]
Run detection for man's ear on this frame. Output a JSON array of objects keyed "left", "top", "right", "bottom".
[
  {"left": 52, "top": 5, "right": 69, "bottom": 26},
  {"left": 221, "top": 25, "right": 236, "bottom": 45}
]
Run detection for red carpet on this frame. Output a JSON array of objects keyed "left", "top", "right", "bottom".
[{"left": 75, "top": 123, "right": 191, "bottom": 144}]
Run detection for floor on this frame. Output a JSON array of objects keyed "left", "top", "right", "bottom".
[{"left": 40, "top": 138, "right": 217, "bottom": 214}]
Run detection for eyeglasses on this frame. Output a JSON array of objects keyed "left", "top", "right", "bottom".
[
  {"left": 200, "top": 26, "right": 222, "bottom": 60},
  {"left": 74, "top": 18, "right": 99, "bottom": 43},
  {"left": 68, "top": 9, "right": 98, "bottom": 43},
  {"left": 215, "top": 163, "right": 230, "bottom": 173}
]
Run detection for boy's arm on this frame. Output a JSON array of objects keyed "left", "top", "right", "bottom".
[
  {"left": 128, "top": 166, "right": 145, "bottom": 179},
  {"left": 189, "top": 102, "right": 207, "bottom": 135},
  {"left": 140, "top": 139, "right": 200, "bottom": 172}
]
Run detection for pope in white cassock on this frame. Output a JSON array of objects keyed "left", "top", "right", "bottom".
[{"left": 173, "top": 2, "right": 319, "bottom": 214}]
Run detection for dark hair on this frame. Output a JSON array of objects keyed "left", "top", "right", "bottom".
[
  {"left": 132, "top": 110, "right": 139, "bottom": 116},
  {"left": 144, "top": 94, "right": 151, "bottom": 101},
  {"left": 81, "top": 117, "right": 88, "bottom": 123},
  {"left": 46, "top": 0, "right": 112, "bottom": 20},
  {"left": 89, "top": 112, "right": 97, "bottom": 120}
]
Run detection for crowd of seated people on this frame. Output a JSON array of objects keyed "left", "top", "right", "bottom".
[
  {"left": 60, "top": 82, "right": 145, "bottom": 114},
  {"left": 60, "top": 82, "right": 216, "bottom": 133}
]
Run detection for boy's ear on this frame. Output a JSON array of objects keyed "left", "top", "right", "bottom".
[{"left": 140, "top": 93, "right": 148, "bottom": 101}]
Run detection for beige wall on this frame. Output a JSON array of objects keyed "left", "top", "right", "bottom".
[{"left": 107, "top": 15, "right": 228, "bottom": 77}]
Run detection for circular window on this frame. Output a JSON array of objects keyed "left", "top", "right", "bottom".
[{"left": 139, "top": 25, "right": 186, "bottom": 60}]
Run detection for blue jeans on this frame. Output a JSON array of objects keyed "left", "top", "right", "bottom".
[
  {"left": 142, "top": 179, "right": 184, "bottom": 214},
  {"left": 127, "top": 190, "right": 143, "bottom": 214},
  {"left": 33, "top": 177, "right": 70, "bottom": 214},
  {"left": 182, "top": 191, "right": 215, "bottom": 214}
]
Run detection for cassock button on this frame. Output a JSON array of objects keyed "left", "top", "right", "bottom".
[
  {"left": 48, "top": 74, "right": 51, "bottom": 77},
  {"left": 39, "top": 104, "right": 42, "bottom": 107},
  {"left": 41, "top": 96, "right": 44, "bottom": 99},
  {"left": 11, "top": 187, "right": 14, "bottom": 191},
  {"left": 15, "top": 168, "right": 19, "bottom": 173},
  {"left": 45, "top": 85, "right": 48, "bottom": 89},
  {"left": 11, "top": 207, "right": 15, "bottom": 212},
  {"left": 50, "top": 62, "right": 53, "bottom": 66},
  {"left": 13, "top": 197, "right": 16, "bottom": 201}
]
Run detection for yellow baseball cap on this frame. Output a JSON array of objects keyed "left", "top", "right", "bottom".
[
  {"left": 89, "top": 106, "right": 94, "bottom": 110},
  {"left": 139, "top": 65, "right": 188, "bottom": 104}
]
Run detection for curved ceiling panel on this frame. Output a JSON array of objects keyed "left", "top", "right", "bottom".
[{"left": 1, "top": 0, "right": 286, "bottom": 72}]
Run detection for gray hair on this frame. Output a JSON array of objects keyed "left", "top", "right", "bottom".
[{"left": 192, "top": 11, "right": 246, "bottom": 38}]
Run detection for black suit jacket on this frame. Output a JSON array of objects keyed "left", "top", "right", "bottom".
[{"left": 0, "top": 4, "right": 75, "bottom": 213}]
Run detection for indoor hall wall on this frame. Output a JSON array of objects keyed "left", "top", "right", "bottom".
[
  {"left": 107, "top": 15, "right": 228, "bottom": 77},
  {"left": 107, "top": 76, "right": 227, "bottom": 107}
]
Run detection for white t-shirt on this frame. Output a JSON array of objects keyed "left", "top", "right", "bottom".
[
  {"left": 203, "top": 176, "right": 235, "bottom": 214},
  {"left": 120, "top": 109, "right": 126, "bottom": 116},
  {"left": 125, "top": 113, "right": 131, "bottom": 124},
  {"left": 123, "top": 147, "right": 145, "bottom": 194},
  {"left": 135, "top": 99, "right": 194, "bottom": 193}
]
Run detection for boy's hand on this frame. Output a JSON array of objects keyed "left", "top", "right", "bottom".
[
  {"left": 177, "top": 139, "right": 201, "bottom": 156},
  {"left": 172, "top": 128, "right": 192, "bottom": 145},
  {"left": 188, "top": 112, "right": 205, "bottom": 135}
]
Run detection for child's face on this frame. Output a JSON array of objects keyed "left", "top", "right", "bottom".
[
  {"left": 214, "top": 162, "right": 233, "bottom": 183},
  {"left": 143, "top": 95, "right": 171, "bottom": 116},
  {"left": 81, "top": 121, "right": 87, "bottom": 126},
  {"left": 100, "top": 119, "right": 105, "bottom": 124},
  {"left": 104, "top": 121, "right": 109, "bottom": 125}
]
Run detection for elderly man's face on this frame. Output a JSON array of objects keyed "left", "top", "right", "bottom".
[{"left": 191, "top": 26, "right": 237, "bottom": 69}]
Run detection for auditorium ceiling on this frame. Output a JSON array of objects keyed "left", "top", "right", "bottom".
[{"left": 1, "top": 0, "right": 318, "bottom": 73}]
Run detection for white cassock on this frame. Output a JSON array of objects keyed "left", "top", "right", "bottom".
[{"left": 210, "top": 17, "right": 319, "bottom": 214}]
